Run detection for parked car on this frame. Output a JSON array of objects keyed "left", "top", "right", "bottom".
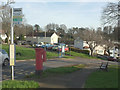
[
  {"left": 107, "top": 56, "right": 118, "bottom": 62},
  {"left": 41, "top": 45, "right": 46, "bottom": 48},
  {"left": 46, "top": 44, "right": 53, "bottom": 50},
  {"left": 0, "top": 49, "right": 9, "bottom": 66},
  {"left": 52, "top": 45, "right": 59, "bottom": 51},
  {"left": 97, "top": 54, "right": 118, "bottom": 62},
  {"left": 96, "top": 54, "right": 109, "bottom": 60},
  {"left": 57, "top": 47, "right": 69, "bottom": 52},
  {"left": 35, "top": 43, "right": 42, "bottom": 47},
  {"left": 32, "top": 42, "right": 37, "bottom": 47}
]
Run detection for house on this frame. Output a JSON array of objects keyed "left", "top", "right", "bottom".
[
  {"left": 74, "top": 38, "right": 106, "bottom": 55},
  {"left": 26, "top": 32, "right": 60, "bottom": 44},
  {"left": 0, "top": 30, "right": 7, "bottom": 42},
  {"left": 109, "top": 47, "right": 119, "bottom": 59}
]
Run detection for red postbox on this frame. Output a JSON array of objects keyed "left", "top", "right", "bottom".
[{"left": 35, "top": 48, "right": 46, "bottom": 75}]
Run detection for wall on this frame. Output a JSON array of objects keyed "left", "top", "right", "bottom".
[
  {"left": 38, "top": 37, "right": 51, "bottom": 43},
  {"left": 74, "top": 39, "right": 83, "bottom": 49},
  {"left": 26, "top": 36, "right": 38, "bottom": 44},
  {"left": 94, "top": 45, "right": 105, "bottom": 55},
  {"left": 51, "top": 33, "right": 58, "bottom": 44}
]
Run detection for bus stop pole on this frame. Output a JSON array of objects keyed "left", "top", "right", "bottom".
[{"left": 11, "top": 7, "right": 14, "bottom": 80}]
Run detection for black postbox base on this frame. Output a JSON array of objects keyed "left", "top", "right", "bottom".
[{"left": 35, "top": 70, "right": 43, "bottom": 75}]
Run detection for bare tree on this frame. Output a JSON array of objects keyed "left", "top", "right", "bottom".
[
  {"left": 101, "top": 2, "right": 119, "bottom": 27},
  {"left": 101, "top": 1, "right": 120, "bottom": 42},
  {"left": 75, "top": 28, "right": 104, "bottom": 56},
  {"left": 45, "top": 23, "right": 59, "bottom": 32},
  {"left": 0, "top": 5, "right": 11, "bottom": 43}
]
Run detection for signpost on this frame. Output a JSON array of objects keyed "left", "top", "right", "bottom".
[{"left": 10, "top": 8, "right": 22, "bottom": 80}]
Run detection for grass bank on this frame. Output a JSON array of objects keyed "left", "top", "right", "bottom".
[
  {"left": 84, "top": 65, "right": 119, "bottom": 88},
  {"left": 2, "top": 80, "right": 40, "bottom": 88},
  {"left": 2, "top": 44, "right": 59, "bottom": 60},
  {"left": 26, "top": 64, "right": 85, "bottom": 78}
]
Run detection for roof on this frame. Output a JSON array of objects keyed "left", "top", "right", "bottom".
[{"left": 35, "top": 32, "right": 54, "bottom": 37}]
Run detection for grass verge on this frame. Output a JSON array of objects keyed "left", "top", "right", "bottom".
[
  {"left": 25, "top": 64, "right": 85, "bottom": 78},
  {"left": 66, "top": 51, "right": 99, "bottom": 59},
  {"left": 84, "top": 65, "right": 119, "bottom": 88},
  {"left": 2, "top": 80, "right": 40, "bottom": 88}
]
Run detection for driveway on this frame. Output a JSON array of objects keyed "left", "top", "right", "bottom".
[{"left": 2, "top": 57, "right": 118, "bottom": 81}]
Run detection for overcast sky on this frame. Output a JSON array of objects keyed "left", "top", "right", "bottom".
[{"left": 0, "top": 0, "right": 117, "bottom": 29}]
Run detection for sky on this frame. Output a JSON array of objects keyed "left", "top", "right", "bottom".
[{"left": 0, "top": 0, "right": 117, "bottom": 29}]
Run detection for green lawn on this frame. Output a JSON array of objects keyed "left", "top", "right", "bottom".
[
  {"left": 2, "top": 44, "right": 59, "bottom": 60},
  {"left": 2, "top": 80, "right": 40, "bottom": 88},
  {"left": 26, "top": 64, "right": 85, "bottom": 78},
  {"left": 85, "top": 65, "right": 119, "bottom": 88},
  {"left": 66, "top": 51, "right": 99, "bottom": 59}
]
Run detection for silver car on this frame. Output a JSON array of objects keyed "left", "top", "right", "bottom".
[{"left": 0, "top": 49, "right": 9, "bottom": 66}]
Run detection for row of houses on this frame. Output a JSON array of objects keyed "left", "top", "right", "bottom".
[
  {"left": 0, "top": 31, "right": 119, "bottom": 58},
  {"left": 74, "top": 38, "right": 119, "bottom": 58},
  {"left": 0, "top": 31, "right": 60, "bottom": 44}
]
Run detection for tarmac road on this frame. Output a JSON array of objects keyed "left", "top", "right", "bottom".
[{"left": 2, "top": 57, "right": 118, "bottom": 81}]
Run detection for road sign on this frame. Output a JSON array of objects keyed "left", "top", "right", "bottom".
[{"left": 13, "top": 8, "right": 22, "bottom": 25}]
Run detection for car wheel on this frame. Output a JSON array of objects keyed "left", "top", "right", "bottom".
[{"left": 3, "top": 59, "right": 9, "bottom": 66}]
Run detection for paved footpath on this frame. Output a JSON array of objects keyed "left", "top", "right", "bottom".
[
  {"left": 2, "top": 57, "right": 118, "bottom": 88},
  {"left": 33, "top": 64, "right": 97, "bottom": 88}
]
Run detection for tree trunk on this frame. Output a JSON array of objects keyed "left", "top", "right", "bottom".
[{"left": 90, "top": 49, "right": 93, "bottom": 56}]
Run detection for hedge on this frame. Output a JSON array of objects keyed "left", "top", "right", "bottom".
[{"left": 69, "top": 47, "right": 90, "bottom": 55}]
